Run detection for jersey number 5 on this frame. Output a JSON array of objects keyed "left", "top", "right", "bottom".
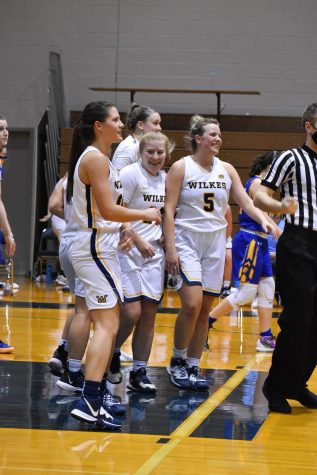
[{"left": 203, "top": 193, "right": 214, "bottom": 212}]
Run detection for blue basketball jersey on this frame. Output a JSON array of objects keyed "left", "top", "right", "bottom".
[{"left": 238, "top": 176, "right": 263, "bottom": 232}]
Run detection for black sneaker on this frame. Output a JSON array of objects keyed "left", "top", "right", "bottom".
[
  {"left": 208, "top": 317, "right": 217, "bottom": 329},
  {"left": 56, "top": 369, "right": 84, "bottom": 393},
  {"left": 71, "top": 395, "right": 100, "bottom": 423},
  {"left": 95, "top": 406, "right": 122, "bottom": 430},
  {"left": 220, "top": 286, "right": 231, "bottom": 298},
  {"left": 107, "top": 351, "right": 122, "bottom": 384},
  {"left": 101, "top": 388, "right": 126, "bottom": 415},
  {"left": 127, "top": 367, "right": 156, "bottom": 393},
  {"left": 48, "top": 345, "right": 68, "bottom": 377},
  {"left": 188, "top": 366, "right": 210, "bottom": 391},
  {"left": 166, "top": 357, "right": 191, "bottom": 390}
]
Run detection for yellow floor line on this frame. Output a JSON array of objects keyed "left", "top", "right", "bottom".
[
  {"left": 133, "top": 439, "right": 180, "bottom": 475},
  {"left": 172, "top": 354, "right": 266, "bottom": 438},
  {"left": 134, "top": 354, "right": 266, "bottom": 475}
]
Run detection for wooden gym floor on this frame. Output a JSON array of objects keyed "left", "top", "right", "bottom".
[{"left": 0, "top": 278, "right": 317, "bottom": 474}]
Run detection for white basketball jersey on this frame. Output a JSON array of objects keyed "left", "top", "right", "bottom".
[
  {"left": 112, "top": 135, "right": 140, "bottom": 172},
  {"left": 120, "top": 162, "right": 165, "bottom": 242},
  {"left": 175, "top": 155, "right": 231, "bottom": 233},
  {"left": 72, "top": 146, "right": 122, "bottom": 233}
]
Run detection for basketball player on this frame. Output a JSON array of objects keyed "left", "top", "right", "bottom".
[
  {"left": 48, "top": 175, "right": 127, "bottom": 417},
  {"left": 67, "top": 101, "right": 161, "bottom": 430},
  {"left": 164, "top": 115, "right": 278, "bottom": 391},
  {"left": 108, "top": 132, "right": 173, "bottom": 393},
  {"left": 0, "top": 115, "right": 16, "bottom": 354},
  {"left": 112, "top": 104, "right": 161, "bottom": 172}
]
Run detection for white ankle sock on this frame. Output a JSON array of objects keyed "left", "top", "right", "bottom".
[
  {"left": 132, "top": 360, "right": 147, "bottom": 371},
  {"left": 173, "top": 347, "right": 187, "bottom": 360},
  {"left": 187, "top": 357, "right": 200, "bottom": 369},
  {"left": 68, "top": 358, "right": 81, "bottom": 373}
]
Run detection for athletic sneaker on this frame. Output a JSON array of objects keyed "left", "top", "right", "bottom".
[
  {"left": 71, "top": 396, "right": 100, "bottom": 423},
  {"left": 48, "top": 345, "right": 68, "bottom": 376},
  {"left": 188, "top": 366, "right": 210, "bottom": 391},
  {"left": 166, "top": 274, "right": 178, "bottom": 289},
  {"left": 0, "top": 340, "right": 14, "bottom": 354},
  {"left": 127, "top": 367, "right": 156, "bottom": 394},
  {"left": 256, "top": 336, "right": 276, "bottom": 352},
  {"left": 167, "top": 357, "right": 191, "bottom": 390},
  {"left": 56, "top": 369, "right": 84, "bottom": 393},
  {"left": 55, "top": 274, "right": 68, "bottom": 286},
  {"left": 220, "top": 286, "right": 231, "bottom": 298},
  {"left": 101, "top": 388, "right": 126, "bottom": 415},
  {"left": 95, "top": 406, "right": 122, "bottom": 430},
  {"left": 107, "top": 352, "right": 122, "bottom": 384},
  {"left": 208, "top": 317, "right": 217, "bottom": 329}
]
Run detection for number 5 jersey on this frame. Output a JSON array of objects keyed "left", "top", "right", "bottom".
[{"left": 175, "top": 155, "right": 232, "bottom": 233}]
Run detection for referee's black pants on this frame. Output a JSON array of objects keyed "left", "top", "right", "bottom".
[{"left": 266, "top": 223, "right": 317, "bottom": 395}]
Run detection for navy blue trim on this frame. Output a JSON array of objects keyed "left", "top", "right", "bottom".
[
  {"left": 180, "top": 269, "right": 202, "bottom": 287},
  {"left": 124, "top": 293, "right": 163, "bottom": 304},
  {"left": 90, "top": 229, "right": 122, "bottom": 302},
  {"left": 203, "top": 290, "right": 220, "bottom": 297},
  {"left": 124, "top": 295, "right": 142, "bottom": 303},
  {"left": 141, "top": 294, "right": 162, "bottom": 304},
  {"left": 85, "top": 185, "right": 93, "bottom": 228}
]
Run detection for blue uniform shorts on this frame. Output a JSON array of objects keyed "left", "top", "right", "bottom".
[{"left": 232, "top": 230, "right": 273, "bottom": 284}]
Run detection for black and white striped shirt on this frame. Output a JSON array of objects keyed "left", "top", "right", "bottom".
[{"left": 262, "top": 145, "right": 317, "bottom": 231}]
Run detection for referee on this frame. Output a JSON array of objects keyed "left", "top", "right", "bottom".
[{"left": 254, "top": 103, "right": 317, "bottom": 414}]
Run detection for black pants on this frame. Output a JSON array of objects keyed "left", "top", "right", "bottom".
[{"left": 266, "top": 223, "right": 317, "bottom": 395}]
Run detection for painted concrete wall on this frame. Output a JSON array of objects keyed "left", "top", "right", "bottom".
[{"left": 1, "top": 0, "right": 317, "bottom": 127}]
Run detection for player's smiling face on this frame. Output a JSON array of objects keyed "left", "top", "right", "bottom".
[
  {"left": 96, "top": 107, "right": 124, "bottom": 144},
  {"left": 141, "top": 139, "right": 166, "bottom": 176},
  {"left": 196, "top": 123, "right": 222, "bottom": 156}
]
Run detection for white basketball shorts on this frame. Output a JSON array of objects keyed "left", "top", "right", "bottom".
[
  {"left": 175, "top": 226, "right": 226, "bottom": 296},
  {"left": 59, "top": 232, "right": 85, "bottom": 297},
  {"left": 72, "top": 229, "right": 123, "bottom": 310},
  {"left": 119, "top": 244, "right": 165, "bottom": 303}
]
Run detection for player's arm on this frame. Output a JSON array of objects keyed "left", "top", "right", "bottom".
[
  {"left": 224, "top": 162, "right": 278, "bottom": 236},
  {"left": 163, "top": 159, "right": 184, "bottom": 273},
  {"left": 254, "top": 185, "right": 297, "bottom": 215},
  {"left": 48, "top": 176, "right": 66, "bottom": 219},
  {"left": 0, "top": 182, "right": 15, "bottom": 257},
  {"left": 80, "top": 151, "right": 161, "bottom": 223}
]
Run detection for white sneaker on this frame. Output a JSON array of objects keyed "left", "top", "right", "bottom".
[
  {"left": 56, "top": 274, "right": 68, "bottom": 286},
  {"left": 256, "top": 336, "right": 276, "bottom": 352}
]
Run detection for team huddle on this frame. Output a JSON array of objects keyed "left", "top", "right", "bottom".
[{"left": 46, "top": 100, "right": 317, "bottom": 429}]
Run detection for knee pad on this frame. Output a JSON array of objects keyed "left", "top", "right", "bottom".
[
  {"left": 227, "top": 283, "right": 258, "bottom": 310},
  {"left": 257, "top": 277, "right": 275, "bottom": 308}
]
